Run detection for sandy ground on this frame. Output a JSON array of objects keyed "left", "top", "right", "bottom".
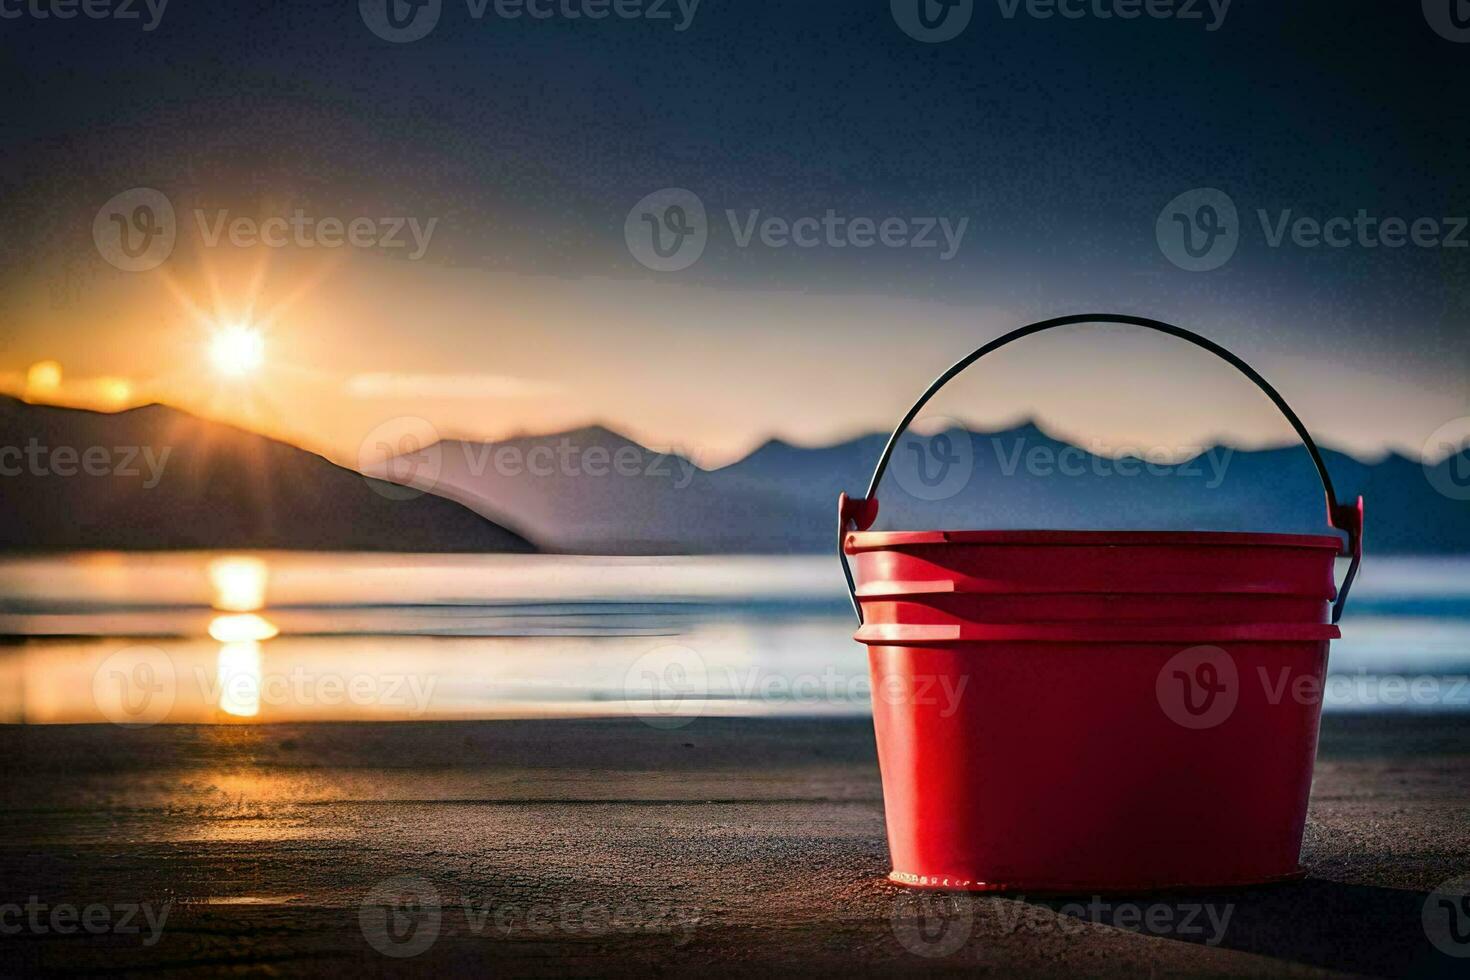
[{"left": 0, "top": 714, "right": 1467, "bottom": 977}]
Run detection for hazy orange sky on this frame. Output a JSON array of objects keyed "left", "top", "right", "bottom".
[{"left": 3, "top": 242, "right": 1466, "bottom": 470}]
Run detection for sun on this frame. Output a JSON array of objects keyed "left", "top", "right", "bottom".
[{"left": 210, "top": 324, "right": 265, "bottom": 377}]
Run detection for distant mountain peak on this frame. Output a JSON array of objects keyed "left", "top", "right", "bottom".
[
  {"left": 992, "top": 415, "right": 1057, "bottom": 440},
  {"left": 442, "top": 422, "right": 652, "bottom": 452}
]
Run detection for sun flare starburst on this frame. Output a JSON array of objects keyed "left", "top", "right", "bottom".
[{"left": 209, "top": 324, "right": 265, "bottom": 377}]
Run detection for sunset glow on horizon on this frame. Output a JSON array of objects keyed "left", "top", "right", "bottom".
[{"left": 2, "top": 244, "right": 1464, "bottom": 471}]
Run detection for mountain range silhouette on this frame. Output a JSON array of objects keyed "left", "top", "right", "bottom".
[
  {"left": 4, "top": 397, "right": 1466, "bottom": 554},
  {"left": 370, "top": 419, "right": 1470, "bottom": 555}
]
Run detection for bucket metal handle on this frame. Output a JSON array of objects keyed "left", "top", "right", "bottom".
[{"left": 838, "top": 313, "right": 1365, "bottom": 625}]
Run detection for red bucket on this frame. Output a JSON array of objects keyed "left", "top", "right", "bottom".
[{"left": 837, "top": 315, "right": 1364, "bottom": 892}]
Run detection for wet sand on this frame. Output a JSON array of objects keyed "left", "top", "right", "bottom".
[{"left": 1, "top": 714, "right": 1467, "bottom": 977}]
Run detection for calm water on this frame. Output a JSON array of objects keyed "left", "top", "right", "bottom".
[{"left": 0, "top": 552, "right": 1467, "bottom": 724}]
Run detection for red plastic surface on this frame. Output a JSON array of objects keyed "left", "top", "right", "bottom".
[
  {"left": 847, "top": 529, "right": 1345, "bottom": 891},
  {"left": 864, "top": 637, "right": 1331, "bottom": 891}
]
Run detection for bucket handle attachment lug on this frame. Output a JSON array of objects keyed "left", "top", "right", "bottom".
[{"left": 838, "top": 314, "right": 1364, "bottom": 626}]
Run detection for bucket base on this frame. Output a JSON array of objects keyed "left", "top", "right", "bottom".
[{"left": 887, "top": 867, "right": 1308, "bottom": 893}]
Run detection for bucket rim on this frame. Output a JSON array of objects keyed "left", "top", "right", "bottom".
[
  {"left": 854, "top": 621, "right": 1341, "bottom": 644},
  {"left": 855, "top": 581, "right": 1337, "bottom": 599},
  {"left": 844, "top": 528, "right": 1344, "bottom": 553}
]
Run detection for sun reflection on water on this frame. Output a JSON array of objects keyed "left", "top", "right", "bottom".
[
  {"left": 207, "top": 556, "right": 270, "bottom": 612},
  {"left": 208, "top": 555, "right": 274, "bottom": 720},
  {"left": 216, "top": 641, "right": 262, "bottom": 718},
  {"left": 208, "top": 613, "right": 279, "bottom": 643}
]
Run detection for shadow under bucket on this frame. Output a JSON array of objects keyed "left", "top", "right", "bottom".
[{"left": 837, "top": 315, "right": 1364, "bottom": 893}]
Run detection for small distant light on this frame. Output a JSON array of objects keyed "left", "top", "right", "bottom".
[
  {"left": 98, "top": 377, "right": 133, "bottom": 407},
  {"left": 26, "top": 360, "right": 63, "bottom": 393}
]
